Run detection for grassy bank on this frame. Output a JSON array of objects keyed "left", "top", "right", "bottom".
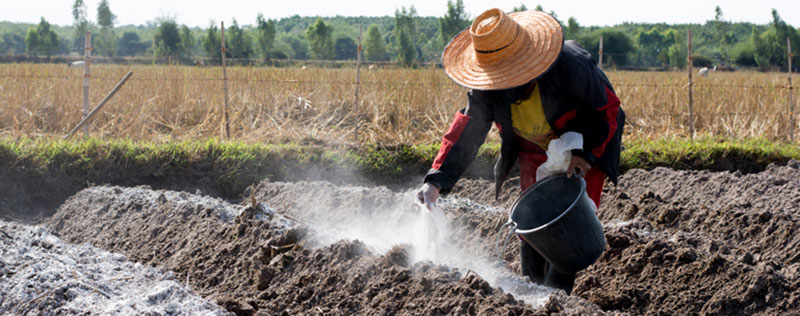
[{"left": 1, "top": 137, "right": 798, "bottom": 220}]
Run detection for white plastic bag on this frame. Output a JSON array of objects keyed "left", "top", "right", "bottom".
[{"left": 535, "top": 132, "right": 583, "bottom": 181}]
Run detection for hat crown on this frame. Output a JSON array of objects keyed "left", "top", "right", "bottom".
[{"left": 469, "top": 9, "right": 521, "bottom": 61}]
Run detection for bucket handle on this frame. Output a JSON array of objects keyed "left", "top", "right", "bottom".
[{"left": 494, "top": 220, "right": 517, "bottom": 261}]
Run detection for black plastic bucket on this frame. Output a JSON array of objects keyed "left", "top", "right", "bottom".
[{"left": 510, "top": 174, "right": 606, "bottom": 274}]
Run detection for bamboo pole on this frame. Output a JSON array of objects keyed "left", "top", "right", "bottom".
[
  {"left": 82, "top": 31, "right": 92, "bottom": 139},
  {"left": 687, "top": 29, "right": 695, "bottom": 140},
  {"left": 789, "top": 37, "right": 795, "bottom": 142},
  {"left": 221, "top": 22, "right": 231, "bottom": 140},
  {"left": 598, "top": 34, "right": 603, "bottom": 70},
  {"left": 65, "top": 71, "right": 133, "bottom": 140},
  {"left": 355, "top": 24, "right": 363, "bottom": 144}
]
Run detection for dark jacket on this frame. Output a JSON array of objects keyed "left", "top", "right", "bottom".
[{"left": 424, "top": 40, "right": 625, "bottom": 198}]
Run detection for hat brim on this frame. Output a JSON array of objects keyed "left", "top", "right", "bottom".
[{"left": 442, "top": 11, "right": 564, "bottom": 90}]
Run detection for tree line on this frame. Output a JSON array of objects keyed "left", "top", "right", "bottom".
[{"left": 2, "top": 1, "right": 798, "bottom": 71}]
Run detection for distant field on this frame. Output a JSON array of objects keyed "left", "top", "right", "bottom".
[{"left": 0, "top": 63, "right": 795, "bottom": 144}]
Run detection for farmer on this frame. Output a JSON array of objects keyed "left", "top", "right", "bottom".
[{"left": 416, "top": 8, "right": 624, "bottom": 294}]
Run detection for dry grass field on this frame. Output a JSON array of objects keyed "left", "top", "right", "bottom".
[{"left": 0, "top": 63, "right": 796, "bottom": 144}]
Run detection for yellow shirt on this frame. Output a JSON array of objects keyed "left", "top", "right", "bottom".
[{"left": 511, "top": 82, "right": 556, "bottom": 150}]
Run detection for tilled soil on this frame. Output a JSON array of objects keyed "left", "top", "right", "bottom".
[
  {"left": 43, "top": 185, "right": 608, "bottom": 315},
  {"left": 34, "top": 161, "right": 800, "bottom": 315}
]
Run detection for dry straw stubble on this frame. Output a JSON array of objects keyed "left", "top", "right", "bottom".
[{"left": 0, "top": 63, "right": 795, "bottom": 144}]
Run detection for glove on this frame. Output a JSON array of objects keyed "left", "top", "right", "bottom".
[{"left": 416, "top": 183, "right": 440, "bottom": 210}]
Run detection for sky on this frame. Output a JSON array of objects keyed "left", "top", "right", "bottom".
[{"left": 3, "top": 0, "right": 799, "bottom": 28}]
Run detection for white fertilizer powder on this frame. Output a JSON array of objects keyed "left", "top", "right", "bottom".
[
  {"left": 300, "top": 190, "right": 555, "bottom": 308},
  {"left": 0, "top": 221, "right": 229, "bottom": 316}
]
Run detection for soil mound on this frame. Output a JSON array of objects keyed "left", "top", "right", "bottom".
[
  {"left": 44, "top": 184, "right": 610, "bottom": 315},
  {"left": 573, "top": 161, "right": 800, "bottom": 315}
]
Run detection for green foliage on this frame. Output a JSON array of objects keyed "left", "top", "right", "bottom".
[
  {"left": 566, "top": 17, "right": 580, "bottom": 40},
  {"left": 394, "top": 6, "right": 418, "bottom": 67},
  {"left": 667, "top": 40, "right": 687, "bottom": 69},
  {"left": 692, "top": 55, "right": 712, "bottom": 67},
  {"left": 94, "top": 0, "right": 116, "bottom": 57},
  {"left": 306, "top": 18, "right": 334, "bottom": 60},
  {"left": 512, "top": 4, "right": 528, "bottom": 12},
  {"left": 226, "top": 19, "right": 253, "bottom": 59},
  {"left": 179, "top": 25, "right": 195, "bottom": 58},
  {"left": 95, "top": 29, "right": 117, "bottom": 57},
  {"left": 579, "top": 28, "right": 634, "bottom": 67},
  {"left": 277, "top": 33, "right": 309, "bottom": 59},
  {"left": 731, "top": 41, "right": 757, "bottom": 67},
  {"left": 256, "top": 13, "right": 276, "bottom": 61},
  {"left": 96, "top": 0, "right": 115, "bottom": 29},
  {"left": 364, "top": 24, "right": 387, "bottom": 61},
  {"left": 25, "top": 18, "right": 59, "bottom": 58},
  {"left": 2, "top": 7, "right": 800, "bottom": 70},
  {"left": 334, "top": 36, "right": 356, "bottom": 60},
  {"left": 437, "top": 0, "right": 470, "bottom": 48},
  {"left": 619, "top": 137, "right": 800, "bottom": 173},
  {"left": 71, "top": 0, "right": 88, "bottom": 52},
  {"left": 153, "top": 18, "right": 181, "bottom": 58},
  {"left": 748, "top": 10, "right": 800, "bottom": 71},
  {"left": 24, "top": 27, "right": 38, "bottom": 56},
  {"left": 203, "top": 22, "right": 221, "bottom": 63},
  {"left": 117, "top": 31, "right": 149, "bottom": 56},
  {"left": 3, "top": 137, "right": 797, "bottom": 204}
]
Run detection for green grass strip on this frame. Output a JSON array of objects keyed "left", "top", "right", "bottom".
[{"left": 1, "top": 137, "right": 798, "bottom": 198}]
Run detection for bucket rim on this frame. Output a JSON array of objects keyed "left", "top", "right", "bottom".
[{"left": 509, "top": 174, "right": 587, "bottom": 234}]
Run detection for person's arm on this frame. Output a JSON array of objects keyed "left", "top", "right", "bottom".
[
  {"left": 556, "top": 51, "right": 621, "bottom": 166},
  {"left": 423, "top": 89, "right": 495, "bottom": 195}
]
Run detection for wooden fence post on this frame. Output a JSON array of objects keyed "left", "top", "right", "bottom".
[
  {"left": 221, "top": 22, "right": 231, "bottom": 140},
  {"left": 789, "top": 37, "right": 795, "bottom": 142},
  {"left": 355, "top": 24, "right": 363, "bottom": 144},
  {"left": 687, "top": 29, "right": 695, "bottom": 140},
  {"left": 82, "top": 31, "right": 92, "bottom": 139},
  {"left": 65, "top": 72, "right": 133, "bottom": 140},
  {"left": 598, "top": 34, "right": 603, "bottom": 70}
]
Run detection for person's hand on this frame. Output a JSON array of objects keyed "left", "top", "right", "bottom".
[
  {"left": 567, "top": 155, "right": 591, "bottom": 178},
  {"left": 416, "top": 183, "right": 440, "bottom": 210}
]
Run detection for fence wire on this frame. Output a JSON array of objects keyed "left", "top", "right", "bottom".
[
  {"left": 0, "top": 73, "right": 793, "bottom": 89},
  {"left": 0, "top": 71, "right": 796, "bottom": 140}
]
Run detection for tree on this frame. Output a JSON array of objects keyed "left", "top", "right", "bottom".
[
  {"left": 363, "top": 24, "right": 387, "bottom": 61},
  {"left": 117, "top": 31, "right": 149, "bottom": 56},
  {"left": 750, "top": 9, "right": 800, "bottom": 70},
  {"left": 306, "top": 17, "right": 334, "bottom": 60},
  {"left": 71, "top": 0, "right": 89, "bottom": 52},
  {"left": 256, "top": 13, "right": 276, "bottom": 62},
  {"left": 97, "top": 0, "right": 115, "bottom": 29},
  {"left": 25, "top": 18, "right": 59, "bottom": 59},
  {"left": 276, "top": 33, "right": 308, "bottom": 59},
  {"left": 153, "top": 18, "right": 181, "bottom": 60},
  {"left": 438, "top": 0, "right": 470, "bottom": 48},
  {"left": 334, "top": 36, "right": 357, "bottom": 60},
  {"left": 579, "top": 28, "right": 634, "bottom": 67},
  {"left": 203, "top": 21, "right": 222, "bottom": 63},
  {"left": 713, "top": 6, "right": 733, "bottom": 64},
  {"left": 226, "top": 19, "right": 253, "bottom": 59},
  {"left": 634, "top": 27, "right": 677, "bottom": 68},
  {"left": 180, "top": 25, "right": 195, "bottom": 58},
  {"left": 24, "top": 28, "right": 38, "bottom": 56},
  {"left": 394, "top": 6, "right": 418, "bottom": 67},
  {"left": 3, "top": 33, "right": 27, "bottom": 55},
  {"left": 566, "top": 17, "right": 580, "bottom": 39},
  {"left": 512, "top": 4, "right": 528, "bottom": 12},
  {"left": 95, "top": 0, "right": 117, "bottom": 57}
]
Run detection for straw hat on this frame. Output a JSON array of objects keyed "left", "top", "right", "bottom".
[{"left": 442, "top": 8, "right": 563, "bottom": 90}]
